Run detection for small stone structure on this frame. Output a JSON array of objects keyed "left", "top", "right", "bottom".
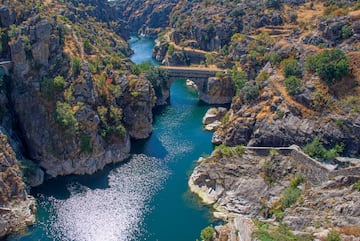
[{"left": 246, "top": 145, "right": 360, "bottom": 185}]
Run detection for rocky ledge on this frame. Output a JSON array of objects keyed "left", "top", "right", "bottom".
[
  {"left": 189, "top": 146, "right": 360, "bottom": 240},
  {"left": 0, "top": 132, "right": 36, "bottom": 239}
]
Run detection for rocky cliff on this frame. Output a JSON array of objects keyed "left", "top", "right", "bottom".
[
  {"left": 190, "top": 147, "right": 360, "bottom": 240},
  {"left": 0, "top": 131, "right": 36, "bottom": 239},
  {"left": 0, "top": 0, "right": 157, "bottom": 178},
  {"left": 114, "top": 0, "right": 178, "bottom": 37}
]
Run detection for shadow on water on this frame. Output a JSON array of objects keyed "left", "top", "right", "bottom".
[{"left": 30, "top": 158, "right": 136, "bottom": 199}]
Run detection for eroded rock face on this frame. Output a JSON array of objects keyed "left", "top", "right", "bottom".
[
  {"left": 121, "top": 75, "right": 157, "bottom": 139},
  {"left": 0, "top": 131, "right": 36, "bottom": 238},
  {"left": 4, "top": 2, "right": 157, "bottom": 177},
  {"left": 189, "top": 148, "right": 360, "bottom": 239},
  {"left": 203, "top": 107, "right": 227, "bottom": 131},
  {"left": 200, "top": 76, "right": 235, "bottom": 104},
  {"left": 115, "top": 0, "right": 177, "bottom": 36}
]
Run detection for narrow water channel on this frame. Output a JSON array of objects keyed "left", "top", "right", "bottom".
[{"left": 9, "top": 36, "right": 215, "bottom": 241}]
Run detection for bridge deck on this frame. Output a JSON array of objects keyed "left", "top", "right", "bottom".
[{"left": 160, "top": 66, "right": 224, "bottom": 72}]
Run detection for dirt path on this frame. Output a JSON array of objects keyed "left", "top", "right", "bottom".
[{"left": 269, "top": 73, "right": 314, "bottom": 117}]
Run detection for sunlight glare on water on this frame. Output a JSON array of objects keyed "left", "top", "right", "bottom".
[{"left": 36, "top": 155, "right": 169, "bottom": 241}]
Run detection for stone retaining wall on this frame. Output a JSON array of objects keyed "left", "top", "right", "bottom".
[{"left": 245, "top": 146, "right": 359, "bottom": 185}]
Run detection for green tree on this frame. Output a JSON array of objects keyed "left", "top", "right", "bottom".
[
  {"left": 145, "top": 66, "right": 168, "bottom": 97},
  {"left": 281, "top": 58, "right": 302, "bottom": 78},
  {"left": 53, "top": 75, "right": 65, "bottom": 90},
  {"left": 303, "top": 137, "right": 344, "bottom": 161},
  {"left": 306, "top": 49, "right": 349, "bottom": 84},
  {"left": 241, "top": 83, "right": 260, "bottom": 104},
  {"left": 55, "top": 101, "right": 78, "bottom": 135},
  {"left": 200, "top": 225, "right": 214, "bottom": 241},
  {"left": 284, "top": 76, "right": 302, "bottom": 96},
  {"left": 230, "top": 66, "right": 247, "bottom": 94}
]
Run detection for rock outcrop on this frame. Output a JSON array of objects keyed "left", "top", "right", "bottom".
[
  {"left": 0, "top": 132, "right": 36, "bottom": 239},
  {"left": 202, "top": 107, "right": 227, "bottom": 131},
  {"left": 1, "top": 0, "right": 157, "bottom": 178},
  {"left": 189, "top": 147, "right": 360, "bottom": 240}
]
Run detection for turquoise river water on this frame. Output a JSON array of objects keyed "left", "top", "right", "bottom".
[{"left": 9, "top": 36, "right": 216, "bottom": 241}]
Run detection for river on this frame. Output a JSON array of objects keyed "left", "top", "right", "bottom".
[{"left": 8, "top": 36, "right": 215, "bottom": 241}]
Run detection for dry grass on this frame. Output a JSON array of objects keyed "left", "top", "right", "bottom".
[
  {"left": 337, "top": 226, "right": 360, "bottom": 237},
  {"left": 269, "top": 73, "right": 315, "bottom": 117}
]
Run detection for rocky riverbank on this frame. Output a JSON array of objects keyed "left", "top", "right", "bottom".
[{"left": 189, "top": 146, "right": 360, "bottom": 240}]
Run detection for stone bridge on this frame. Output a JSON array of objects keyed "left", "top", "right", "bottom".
[
  {"left": 0, "top": 60, "right": 12, "bottom": 76},
  {"left": 159, "top": 66, "right": 234, "bottom": 105}
]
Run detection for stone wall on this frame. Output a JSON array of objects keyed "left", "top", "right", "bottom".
[
  {"left": 245, "top": 146, "right": 359, "bottom": 185},
  {"left": 290, "top": 150, "right": 331, "bottom": 185}
]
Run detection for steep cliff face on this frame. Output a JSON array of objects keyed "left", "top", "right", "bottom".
[
  {"left": 0, "top": 131, "right": 35, "bottom": 239},
  {"left": 0, "top": 0, "right": 157, "bottom": 177},
  {"left": 115, "top": 0, "right": 178, "bottom": 37}
]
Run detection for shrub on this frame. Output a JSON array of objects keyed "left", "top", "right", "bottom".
[
  {"left": 290, "top": 175, "right": 303, "bottom": 188},
  {"left": 115, "top": 124, "right": 126, "bottom": 138},
  {"left": 53, "top": 75, "right": 65, "bottom": 90},
  {"left": 167, "top": 44, "right": 175, "bottom": 55},
  {"left": 281, "top": 58, "right": 302, "bottom": 78},
  {"left": 216, "top": 144, "right": 232, "bottom": 157},
  {"left": 306, "top": 49, "right": 349, "bottom": 84},
  {"left": 269, "top": 52, "right": 281, "bottom": 66},
  {"left": 71, "top": 57, "right": 81, "bottom": 76},
  {"left": 281, "top": 186, "right": 301, "bottom": 209},
  {"left": 284, "top": 76, "right": 302, "bottom": 96},
  {"left": 230, "top": 67, "right": 247, "bottom": 94},
  {"left": 353, "top": 180, "right": 360, "bottom": 191},
  {"left": 200, "top": 225, "right": 214, "bottom": 241},
  {"left": 276, "top": 109, "right": 285, "bottom": 119},
  {"left": 327, "top": 231, "right": 341, "bottom": 241},
  {"left": 40, "top": 78, "right": 58, "bottom": 98},
  {"left": 241, "top": 84, "right": 260, "bottom": 104},
  {"left": 83, "top": 38, "right": 91, "bottom": 54},
  {"left": 80, "top": 134, "right": 92, "bottom": 154},
  {"left": 221, "top": 112, "right": 230, "bottom": 123},
  {"left": 252, "top": 221, "right": 306, "bottom": 241},
  {"left": 303, "top": 137, "right": 344, "bottom": 161},
  {"left": 55, "top": 101, "right": 78, "bottom": 135},
  {"left": 256, "top": 71, "right": 269, "bottom": 83},
  {"left": 341, "top": 25, "right": 353, "bottom": 39},
  {"left": 234, "top": 145, "right": 245, "bottom": 156}
]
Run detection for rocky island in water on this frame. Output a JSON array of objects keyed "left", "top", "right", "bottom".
[{"left": 0, "top": 0, "right": 360, "bottom": 240}]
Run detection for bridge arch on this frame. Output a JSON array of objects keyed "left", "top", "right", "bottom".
[{"left": 159, "top": 66, "right": 234, "bottom": 105}]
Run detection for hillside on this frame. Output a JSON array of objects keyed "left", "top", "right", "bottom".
[{"left": 0, "top": 0, "right": 359, "bottom": 239}]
